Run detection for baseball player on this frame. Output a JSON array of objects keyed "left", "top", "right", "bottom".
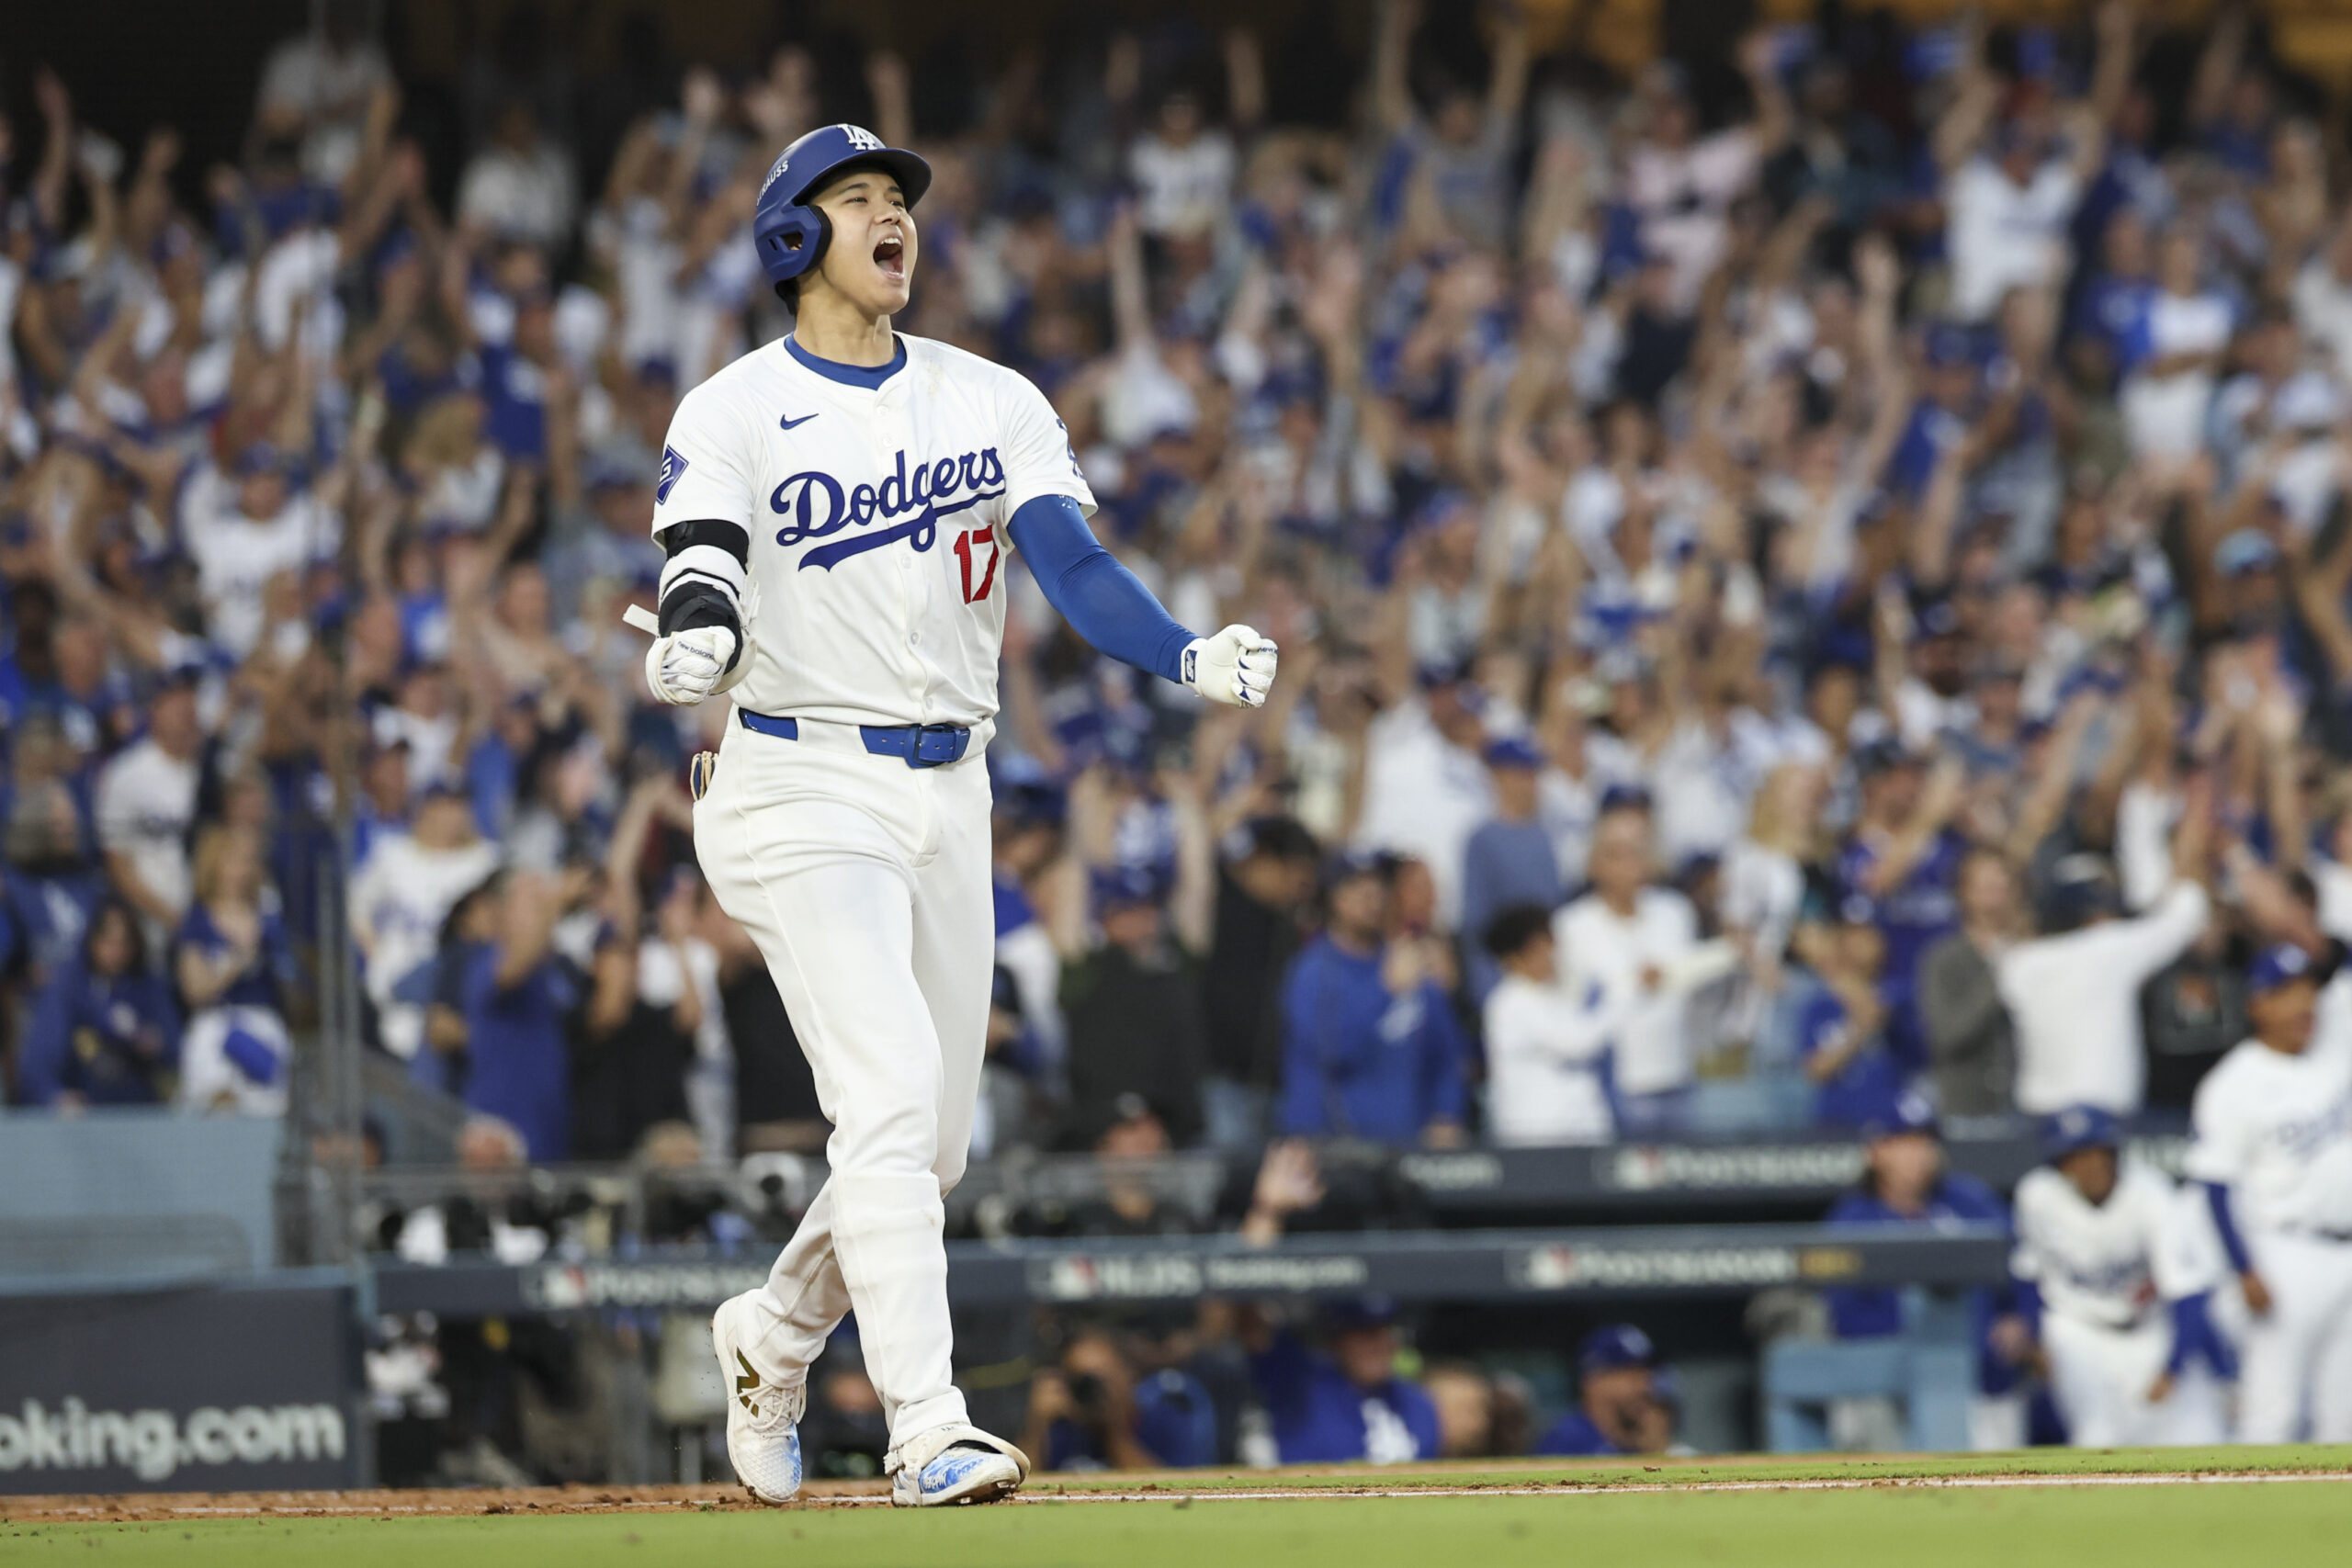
[
  {"left": 2186, "top": 944, "right": 2352, "bottom": 1441},
  {"left": 2010, "top": 1106, "right": 2232, "bottom": 1448},
  {"left": 633, "top": 123, "right": 1277, "bottom": 1506}
]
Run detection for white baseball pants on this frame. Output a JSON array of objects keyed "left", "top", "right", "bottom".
[
  {"left": 2041, "top": 1311, "right": 2225, "bottom": 1448},
  {"left": 2234, "top": 1230, "right": 2352, "bottom": 1442},
  {"left": 695, "top": 713, "right": 995, "bottom": 1445}
]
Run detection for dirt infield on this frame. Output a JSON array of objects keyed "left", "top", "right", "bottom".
[
  {"left": 6, "top": 1450, "right": 2349, "bottom": 1523},
  {"left": 0, "top": 1481, "right": 854, "bottom": 1523}
]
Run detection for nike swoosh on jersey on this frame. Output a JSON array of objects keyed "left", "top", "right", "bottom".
[{"left": 778, "top": 412, "right": 820, "bottom": 430}]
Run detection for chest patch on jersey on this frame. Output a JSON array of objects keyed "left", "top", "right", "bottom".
[
  {"left": 657, "top": 446, "right": 690, "bottom": 503},
  {"left": 771, "top": 446, "right": 1006, "bottom": 571}
]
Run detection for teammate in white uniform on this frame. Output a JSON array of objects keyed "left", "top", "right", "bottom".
[
  {"left": 634, "top": 124, "right": 1276, "bottom": 1506},
  {"left": 2010, "top": 1106, "right": 2231, "bottom": 1447},
  {"left": 2185, "top": 943, "right": 2352, "bottom": 1441}
]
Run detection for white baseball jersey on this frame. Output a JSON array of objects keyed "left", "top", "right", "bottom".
[
  {"left": 1550, "top": 887, "right": 1702, "bottom": 1097},
  {"left": 2011, "top": 1161, "right": 2198, "bottom": 1329},
  {"left": 1998, "top": 880, "right": 2210, "bottom": 1114},
  {"left": 2184, "top": 1025, "right": 2352, "bottom": 1234},
  {"left": 650, "top": 333, "right": 1093, "bottom": 728},
  {"left": 1482, "top": 972, "right": 1614, "bottom": 1145}
]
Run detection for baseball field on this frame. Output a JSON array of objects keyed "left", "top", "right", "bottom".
[{"left": 5, "top": 1448, "right": 2347, "bottom": 1567}]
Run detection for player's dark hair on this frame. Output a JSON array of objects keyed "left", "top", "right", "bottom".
[
  {"left": 1245, "top": 815, "right": 1320, "bottom": 863},
  {"left": 1483, "top": 902, "right": 1555, "bottom": 961}
]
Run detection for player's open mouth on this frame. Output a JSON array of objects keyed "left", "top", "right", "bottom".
[{"left": 874, "top": 235, "right": 905, "bottom": 279}]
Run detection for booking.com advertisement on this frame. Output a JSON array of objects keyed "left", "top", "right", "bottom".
[{"left": 0, "top": 1284, "right": 357, "bottom": 1493}]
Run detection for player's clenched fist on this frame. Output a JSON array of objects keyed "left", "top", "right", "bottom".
[
  {"left": 645, "top": 626, "right": 738, "bottom": 705},
  {"left": 1183, "top": 624, "right": 1278, "bottom": 709}
]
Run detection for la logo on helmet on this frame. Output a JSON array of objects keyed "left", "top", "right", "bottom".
[{"left": 841, "top": 125, "right": 885, "bottom": 152}]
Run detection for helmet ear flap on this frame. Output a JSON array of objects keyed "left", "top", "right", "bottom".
[
  {"left": 810, "top": 205, "right": 833, "bottom": 271},
  {"left": 762, "top": 202, "right": 834, "bottom": 284},
  {"left": 767, "top": 205, "right": 835, "bottom": 310}
]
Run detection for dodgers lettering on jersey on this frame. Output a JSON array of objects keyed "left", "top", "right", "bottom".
[
  {"left": 2011, "top": 1162, "right": 2199, "bottom": 1329},
  {"left": 650, "top": 333, "right": 1093, "bottom": 729},
  {"left": 2185, "top": 1021, "right": 2352, "bottom": 1234}
]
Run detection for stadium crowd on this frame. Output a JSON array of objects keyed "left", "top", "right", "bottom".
[{"left": 5, "top": 0, "right": 2352, "bottom": 1475}]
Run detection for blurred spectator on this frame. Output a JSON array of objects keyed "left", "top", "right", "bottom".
[
  {"left": 1825, "top": 1097, "right": 2029, "bottom": 1450},
  {"left": 1834, "top": 742, "right": 1965, "bottom": 1084},
  {"left": 1420, "top": 1361, "right": 1506, "bottom": 1460},
  {"left": 1022, "top": 1329, "right": 1166, "bottom": 1472},
  {"left": 1796, "top": 905, "right": 1905, "bottom": 1131},
  {"left": 17, "top": 900, "right": 178, "bottom": 1107},
  {"left": 1459, "top": 734, "right": 1563, "bottom": 1004},
  {"left": 1719, "top": 761, "right": 1823, "bottom": 1055},
  {"left": 1534, "top": 1325, "right": 1676, "bottom": 1458},
  {"left": 990, "top": 772, "right": 1069, "bottom": 1075},
  {"left": 95, "top": 670, "right": 204, "bottom": 947},
  {"left": 1015, "top": 1096, "right": 1200, "bottom": 1239},
  {"left": 1552, "top": 795, "right": 1726, "bottom": 1133},
  {"left": 1055, "top": 762, "right": 1216, "bottom": 1147},
  {"left": 1198, "top": 815, "right": 1319, "bottom": 1154},
  {"left": 1353, "top": 667, "right": 1493, "bottom": 931},
  {"left": 1369, "top": 0, "right": 1532, "bottom": 254},
  {"left": 1999, "top": 798, "right": 2211, "bottom": 1116},
  {"left": 1920, "top": 848, "right": 2023, "bottom": 1116},
  {"left": 571, "top": 785, "right": 701, "bottom": 1161},
  {"left": 391, "top": 1113, "right": 556, "bottom": 1265},
  {"left": 458, "top": 871, "right": 582, "bottom": 1160},
  {"left": 1242, "top": 1297, "right": 1440, "bottom": 1465},
  {"left": 349, "top": 782, "right": 500, "bottom": 1060},
  {"left": 254, "top": 0, "right": 394, "bottom": 186},
  {"left": 1937, "top": 6, "right": 2131, "bottom": 322},
  {"left": 175, "top": 825, "right": 296, "bottom": 1114},
  {"left": 458, "top": 99, "right": 578, "bottom": 248},
  {"left": 1620, "top": 34, "right": 1789, "bottom": 313},
  {"left": 1278, "top": 852, "right": 1466, "bottom": 1146},
  {"left": 1481, "top": 902, "right": 1611, "bottom": 1146}
]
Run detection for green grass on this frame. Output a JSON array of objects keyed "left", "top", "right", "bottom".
[
  {"left": 7, "top": 1450, "right": 2350, "bottom": 1568},
  {"left": 1029, "top": 1442, "right": 2352, "bottom": 1492}
]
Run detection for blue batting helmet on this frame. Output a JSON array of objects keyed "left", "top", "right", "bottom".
[{"left": 752, "top": 123, "right": 933, "bottom": 295}]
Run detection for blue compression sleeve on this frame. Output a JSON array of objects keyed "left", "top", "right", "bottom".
[
  {"left": 2165, "top": 1292, "right": 2236, "bottom": 1379},
  {"left": 2013, "top": 1279, "right": 2043, "bottom": 1338},
  {"left": 2202, "top": 1181, "right": 2253, "bottom": 1275},
  {"left": 1007, "top": 495, "right": 1195, "bottom": 683}
]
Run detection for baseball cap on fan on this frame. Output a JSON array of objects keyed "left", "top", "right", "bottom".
[
  {"left": 1859, "top": 1091, "right": 1939, "bottom": 1145},
  {"left": 1090, "top": 863, "right": 1167, "bottom": 915},
  {"left": 1319, "top": 1295, "right": 1401, "bottom": 1334},
  {"left": 2213, "top": 528, "right": 2280, "bottom": 579},
  {"left": 2247, "top": 943, "right": 2318, "bottom": 996},
  {"left": 1482, "top": 734, "right": 1545, "bottom": 772},
  {"left": 1577, "top": 1324, "right": 1658, "bottom": 1377}
]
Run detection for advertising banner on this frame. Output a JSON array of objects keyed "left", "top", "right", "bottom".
[{"left": 0, "top": 1281, "right": 358, "bottom": 1495}]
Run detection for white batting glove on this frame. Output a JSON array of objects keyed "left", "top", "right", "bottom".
[
  {"left": 644, "top": 626, "right": 737, "bottom": 705},
  {"left": 1182, "top": 624, "right": 1279, "bottom": 709}
]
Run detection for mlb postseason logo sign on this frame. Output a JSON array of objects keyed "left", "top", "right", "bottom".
[
  {"left": 1513, "top": 1244, "right": 1806, "bottom": 1292},
  {"left": 0, "top": 1282, "right": 358, "bottom": 1493},
  {"left": 1027, "top": 1248, "right": 1372, "bottom": 1302}
]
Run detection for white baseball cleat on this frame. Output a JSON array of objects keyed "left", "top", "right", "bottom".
[
  {"left": 711, "top": 1293, "right": 805, "bottom": 1504},
  {"left": 887, "top": 1422, "right": 1030, "bottom": 1507}
]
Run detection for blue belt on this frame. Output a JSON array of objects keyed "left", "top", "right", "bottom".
[{"left": 739, "top": 708, "right": 971, "bottom": 769}]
